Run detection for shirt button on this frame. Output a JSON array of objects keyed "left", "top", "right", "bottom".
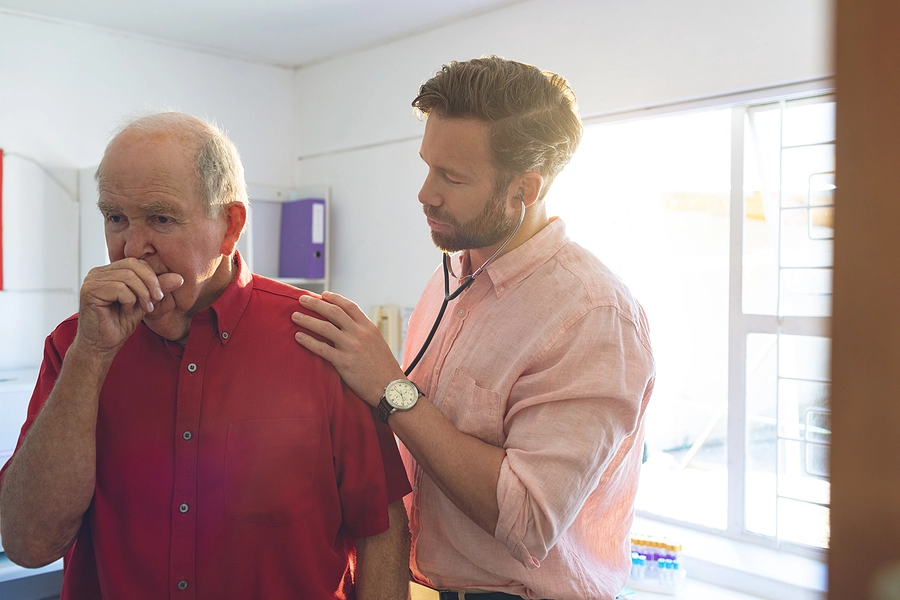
[
  {"left": 221, "top": 331, "right": 229, "bottom": 340},
  {"left": 179, "top": 503, "right": 189, "bottom": 513},
  {"left": 498, "top": 286, "right": 505, "bottom": 292},
  {"left": 457, "top": 309, "right": 465, "bottom": 317},
  {"left": 187, "top": 363, "right": 197, "bottom": 373},
  {"left": 177, "top": 579, "right": 188, "bottom": 590},
  {"left": 182, "top": 431, "right": 192, "bottom": 441}
]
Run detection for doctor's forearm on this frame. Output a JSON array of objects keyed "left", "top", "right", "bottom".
[{"left": 390, "top": 398, "right": 505, "bottom": 535}]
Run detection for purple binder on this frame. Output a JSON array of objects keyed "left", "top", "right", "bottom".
[{"left": 279, "top": 198, "right": 326, "bottom": 279}]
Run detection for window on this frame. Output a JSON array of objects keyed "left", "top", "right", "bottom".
[{"left": 548, "top": 92, "right": 834, "bottom": 553}]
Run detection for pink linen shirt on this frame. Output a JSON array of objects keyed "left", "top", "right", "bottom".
[{"left": 402, "top": 218, "right": 655, "bottom": 600}]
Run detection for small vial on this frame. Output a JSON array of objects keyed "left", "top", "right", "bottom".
[
  {"left": 660, "top": 558, "right": 672, "bottom": 584},
  {"left": 630, "top": 553, "right": 644, "bottom": 580}
]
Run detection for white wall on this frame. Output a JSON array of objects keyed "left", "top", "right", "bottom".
[
  {"left": 0, "top": 11, "right": 295, "bottom": 369},
  {"left": 0, "top": 0, "right": 835, "bottom": 367},
  {"left": 293, "top": 0, "right": 834, "bottom": 314}
]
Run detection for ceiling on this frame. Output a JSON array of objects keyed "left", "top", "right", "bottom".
[{"left": 0, "top": 0, "right": 519, "bottom": 68}]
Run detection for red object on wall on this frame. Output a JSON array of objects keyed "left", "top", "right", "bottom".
[{"left": 0, "top": 147, "right": 4, "bottom": 291}]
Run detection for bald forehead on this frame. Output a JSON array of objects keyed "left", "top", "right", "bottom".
[
  {"left": 97, "top": 131, "right": 203, "bottom": 209},
  {"left": 123, "top": 112, "right": 210, "bottom": 139},
  {"left": 100, "top": 112, "right": 208, "bottom": 165},
  {"left": 110, "top": 125, "right": 195, "bottom": 156},
  {"left": 99, "top": 128, "right": 195, "bottom": 179}
]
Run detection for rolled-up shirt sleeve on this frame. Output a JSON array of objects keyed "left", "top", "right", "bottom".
[{"left": 494, "top": 305, "right": 654, "bottom": 567}]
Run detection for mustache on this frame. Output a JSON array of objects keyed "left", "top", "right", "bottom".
[{"left": 423, "top": 205, "right": 456, "bottom": 225}]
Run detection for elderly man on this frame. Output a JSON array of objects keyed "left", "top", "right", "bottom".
[
  {"left": 0, "top": 112, "right": 411, "bottom": 600},
  {"left": 292, "top": 57, "right": 656, "bottom": 600}
]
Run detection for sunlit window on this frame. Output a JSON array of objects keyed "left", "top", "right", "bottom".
[{"left": 548, "top": 94, "right": 834, "bottom": 551}]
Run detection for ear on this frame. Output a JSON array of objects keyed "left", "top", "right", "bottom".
[
  {"left": 220, "top": 203, "right": 247, "bottom": 256},
  {"left": 509, "top": 171, "right": 545, "bottom": 209}
]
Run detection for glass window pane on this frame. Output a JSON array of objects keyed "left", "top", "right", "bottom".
[
  {"left": 742, "top": 108, "right": 780, "bottom": 316},
  {"left": 780, "top": 144, "right": 835, "bottom": 208},
  {"left": 746, "top": 333, "right": 778, "bottom": 537},
  {"left": 779, "top": 267, "right": 833, "bottom": 317},
  {"left": 742, "top": 205, "right": 777, "bottom": 315},
  {"left": 779, "top": 212, "right": 834, "bottom": 268},
  {"left": 779, "top": 335, "right": 831, "bottom": 382},
  {"left": 777, "top": 497, "right": 831, "bottom": 548},
  {"left": 782, "top": 100, "right": 836, "bottom": 147},
  {"left": 742, "top": 100, "right": 835, "bottom": 317},
  {"left": 745, "top": 333, "right": 830, "bottom": 547}
]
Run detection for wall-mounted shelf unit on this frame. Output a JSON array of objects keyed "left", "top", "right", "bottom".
[{"left": 241, "top": 184, "right": 330, "bottom": 295}]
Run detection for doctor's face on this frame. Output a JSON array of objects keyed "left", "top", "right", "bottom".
[{"left": 417, "top": 114, "right": 518, "bottom": 253}]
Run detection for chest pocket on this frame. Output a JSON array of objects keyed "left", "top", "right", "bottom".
[
  {"left": 438, "top": 368, "right": 504, "bottom": 446},
  {"left": 225, "top": 418, "right": 324, "bottom": 526}
]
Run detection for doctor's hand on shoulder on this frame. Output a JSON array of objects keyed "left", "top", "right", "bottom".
[
  {"left": 76, "top": 258, "right": 183, "bottom": 357},
  {"left": 291, "top": 292, "right": 406, "bottom": 407}
]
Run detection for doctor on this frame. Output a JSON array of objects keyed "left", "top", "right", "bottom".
[{"left": 293, "top": 56, "right": 656, "bottom": 600}]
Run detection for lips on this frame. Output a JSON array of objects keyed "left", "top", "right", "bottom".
[
  {"left": 424, "top": 208, "right": 453, "bottom": 231},
  {"left": 426, "top": 217, "right": 449, "bottom": 231}
]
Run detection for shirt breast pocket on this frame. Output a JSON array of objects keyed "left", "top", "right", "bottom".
[
  {"left": 440, "top": 368, "right": 504, "bottom": 446},
  {"left": 225, "top": 418, "right": 324, "bottom": 526}
]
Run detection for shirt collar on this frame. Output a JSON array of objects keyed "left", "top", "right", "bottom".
[
  {"left": 456, "top": 217, "right": 569, "bottom": 297},
  {"left": 207, "top": 251, "right": 253, "bottom": 346}
]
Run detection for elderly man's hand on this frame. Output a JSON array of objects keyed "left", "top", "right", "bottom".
[
  {"left": 291, "top": 292, "right": 406, "bottom": 406},
  {"left": 75, "top": 258, "right": 184, "bottom": 356}
]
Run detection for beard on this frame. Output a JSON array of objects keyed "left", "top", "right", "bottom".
[{"left": 425, "top": 189, "right": 519, "bottom": 253}]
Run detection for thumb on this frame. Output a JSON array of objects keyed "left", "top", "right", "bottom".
[{"left": 159, "top": 272, "right": 185, "bottom": 294}]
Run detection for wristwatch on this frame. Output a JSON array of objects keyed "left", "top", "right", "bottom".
[{"left": 377, "top": 379, "right": 422, "bottom": 424}]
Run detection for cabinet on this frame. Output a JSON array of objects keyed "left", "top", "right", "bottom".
[{"left": 241, "top": 184, "right": 330, "bottom": 294}]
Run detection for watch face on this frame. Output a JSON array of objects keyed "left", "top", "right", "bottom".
[{"left": 386, "top": 381, "right": 418, "bottom": 409}]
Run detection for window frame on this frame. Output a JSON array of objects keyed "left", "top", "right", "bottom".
[{"left": 580, "top": 79, "right": 834, "bottom": 562}]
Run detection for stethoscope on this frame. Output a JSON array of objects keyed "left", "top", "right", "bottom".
[{"left": 404, "top": 198, "right": 527, "bottom": 376}]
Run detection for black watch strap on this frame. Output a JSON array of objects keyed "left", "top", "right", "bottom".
[{"left": 377, "top": 397, "right": 394, "bottom": 424}]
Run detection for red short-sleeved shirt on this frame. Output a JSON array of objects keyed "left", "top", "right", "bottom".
[{"left": 0, "top": 255, "right": 411, "bottom": 600}]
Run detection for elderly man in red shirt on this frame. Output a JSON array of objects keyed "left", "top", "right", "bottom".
[{"left": 0, "top": 112, "right": 411, "bottom": 600}]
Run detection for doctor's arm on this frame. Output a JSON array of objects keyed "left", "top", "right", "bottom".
[{"left": 292, "top": 292, "right": 506, "bottom": 534}]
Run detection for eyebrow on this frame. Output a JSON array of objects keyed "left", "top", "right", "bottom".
[
  {"left": 97, "top": 199, "right": 119, "bottom": 214},
  {"left": 138, "top": 201, "right": 181, "bottom": 215},
  {"left": 97, "top": 199, "right": 182, "bottom": 216}
]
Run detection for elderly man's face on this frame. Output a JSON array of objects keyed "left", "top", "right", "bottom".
[{"left": 96, "top": 130, "right": 231, "bottom": 341}]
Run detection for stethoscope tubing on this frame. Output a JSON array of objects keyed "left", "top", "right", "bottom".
[
  {"left": 404, "top": 200, "right": 526, "bottom": 377},
  {"left": 404, "top": 255, "right": 476, "bottom": 376}
]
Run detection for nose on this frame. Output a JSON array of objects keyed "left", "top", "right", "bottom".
[
  {"left": 418, "top": 170, "right": 441, "bottom": 207},
  {"left": 122, "top": 224, "right": 155, "bottom": 260}
]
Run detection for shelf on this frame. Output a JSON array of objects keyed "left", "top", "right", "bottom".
[{"left": 243, "top": 185, "right": 330, "bottom": 292}]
